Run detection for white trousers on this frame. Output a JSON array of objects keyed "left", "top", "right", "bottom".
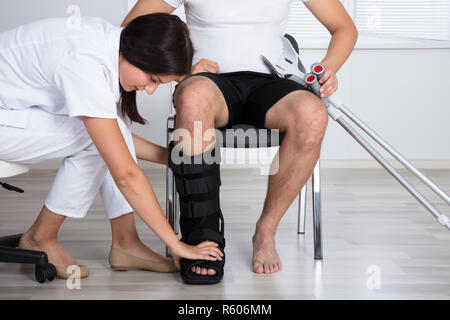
[{"left": 0, "top": 106, "right": 135, "bottom": 219}]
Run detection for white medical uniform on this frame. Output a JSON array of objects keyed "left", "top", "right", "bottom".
[
  {"left": 0, "top": 17, "right": 135, "bottom": 219},
  {"left": 164, "top": 0, "right": 309, "bottom": 74}
]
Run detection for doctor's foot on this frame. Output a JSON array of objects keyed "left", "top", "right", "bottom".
[
  {"left": 109, "top": 239, "right": 177, "bottom": 273},
  {"left": 251, "top": 228, "right": 282, "bottom": 274},
  {"left": 109, "top": 212, "right": 177, "bottom": 273},
  {"left": 19, "top": 232, "right": 89, "bottom": 279}
]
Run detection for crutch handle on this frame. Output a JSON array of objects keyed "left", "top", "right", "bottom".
[
  {"left": 305, "top": 73, "right": 319, "bottom": 90},
  {"left": 305, "top": 73, "right": 330, "bottom": 106},
  {"left": 311, "top": 63, "right": 325, "bottom": 80}
]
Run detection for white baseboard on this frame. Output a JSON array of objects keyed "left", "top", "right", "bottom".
[
  {"left": 28, "top": 159, "right": 450, "bottom": 170},
  {"left": 315, "top": 160, "right": 450, "bottom": 169}
]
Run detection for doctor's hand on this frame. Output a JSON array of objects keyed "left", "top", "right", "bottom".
[
  {"left": 170, "top": 240, "right": 224, "bottom": 270},
  {"left": 316, "top": 64, "right": 338, "bottom": 98},
  {"left": 191, "top": 58, "right": 220, "bottom": 75}
]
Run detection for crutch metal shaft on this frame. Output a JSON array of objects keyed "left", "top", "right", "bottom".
[
  {"left": 307, "top": 67, "right": 449, "bottom": 229},
  {"left": 312, "top": 64, "right": 449, "bottom": 205},
  {"left": 317, "top": 82, "right": 449, "bottom": 229},
  {"left": 311, "top": 63, "right": 446, "bottom": 205},
  {"left": 336, "top": 115, "right": 446, "bottom": 222},
  {"left": 262, "top": 35, "right": 450, "bottom": 230},
  {"left": 331, "top": 100, "right": 450, "bottom": 205}
]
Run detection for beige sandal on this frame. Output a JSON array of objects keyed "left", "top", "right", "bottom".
[{"left": 109, "top": 247, "right": 178, "bottom": 273}]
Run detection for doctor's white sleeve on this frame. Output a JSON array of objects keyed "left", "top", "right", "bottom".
[
  {"left": 163, "top": 0, "right": 184, "bottom": 9},
  {"left": 54, "top": 55, "right": 118, "bottom": 119}
]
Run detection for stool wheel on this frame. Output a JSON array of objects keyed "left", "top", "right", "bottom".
[{"left": 35, "top": 263, "right": 57, "bottom": 283}]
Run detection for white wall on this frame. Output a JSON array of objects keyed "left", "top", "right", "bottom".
[
  {"left": 0, "top": 0, "right": 173, "bottom": 149},
  {"left": 305, "top": 47, "right": 450, "bottom": 162},
  {"left": 1, "top": 1, "right": 449, "bottom": 166},
  {"left": 0, "top": 0, "right": 126, "bottom": 28}
]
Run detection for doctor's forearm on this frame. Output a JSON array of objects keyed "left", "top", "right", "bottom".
[
  {"left": 132, "top": 133, "right": 169, "bottom": 165},
  {"left": 117, "top": 170, "right": 179, "bottom": 249},
  {"left": 321, "top": 25, "right": 358, "bottom": 73}
]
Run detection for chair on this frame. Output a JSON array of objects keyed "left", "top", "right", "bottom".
[
  {"left": 0, "top": 160, "right": 57, "bottom": 283},
  {"left": 165, "top": 112, "right": 323, "bottom": 260}
]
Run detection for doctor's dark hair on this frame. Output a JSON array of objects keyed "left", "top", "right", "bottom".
[{"left": 119, "top": 13, "right": 194, "bottom": 124}]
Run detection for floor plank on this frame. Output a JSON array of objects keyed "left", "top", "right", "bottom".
[{"left": 0, "top": 168, "right": 449, "bottom": 299}]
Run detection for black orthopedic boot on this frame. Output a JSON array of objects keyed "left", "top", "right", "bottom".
[{"left": 168, "top": 140, "right": 225, "bottom": 285}]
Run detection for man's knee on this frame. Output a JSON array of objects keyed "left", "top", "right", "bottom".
[
  {"left": 287, "top": 93, "right": 329, "bottom": 148},
  {"left": 174, "top": 76, "right": 220, "bottom": 117},
  {"left": 173, "top": 76, "right": 230, "bottom": 135}
]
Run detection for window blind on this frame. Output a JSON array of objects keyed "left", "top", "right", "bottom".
[
  {"left": 285, "top": 0, "right": 332, "bottom": 40},
  {"left": 173, "top": 0, "right": 449, "bottom": 46},
  {"left": 286, "top": 0, "right": 450, "bottom": 43},
  {"left": 354, "top": 0, "right": 450, "bottom": 41}
]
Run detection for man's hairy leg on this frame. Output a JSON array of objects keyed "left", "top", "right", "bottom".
[
  {"left": 173, "top": 76, "right": 229, "bottom": 276},
  {"left": 252, "top": 90, "right": 328, "bottom": 274}
]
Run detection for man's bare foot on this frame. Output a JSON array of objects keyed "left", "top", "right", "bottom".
[
  {"left": 19, "top": 232, "right": 78, "bottom": 267},
  {"left": 252, "top": 232, "right": 282, "bottom": 274}
]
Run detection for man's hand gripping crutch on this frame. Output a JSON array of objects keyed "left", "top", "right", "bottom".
[{"left": 262, "top": 34, "right": 450, "bottom": 230}]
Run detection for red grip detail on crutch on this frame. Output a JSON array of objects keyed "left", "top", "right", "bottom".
[
  {"left": 314, "top": 65, "right": 323, "bottom": 73},
  {"left": 306, "top": 75, "right": 316, "bottom": 83}
]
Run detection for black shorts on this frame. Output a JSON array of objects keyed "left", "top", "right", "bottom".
[{"left": 176, "top": 71, "right": 309, "bottom": 130}]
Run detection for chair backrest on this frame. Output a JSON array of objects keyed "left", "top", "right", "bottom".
[{"left": 0, "top": 160, "right": 29, "bottom": 178}]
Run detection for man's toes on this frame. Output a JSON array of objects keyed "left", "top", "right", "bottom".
[
  {"left": 191, "top": 266, "right": 217, "bottom": 276},
  {"left": 253, "top": 261, "right": 264, "bottom": 274},
  {"left": 264, "top": 263, "right": 271, "bottom": 274},
  {"left": 207, "top": 268, "right": 216, "bottom": 276}
]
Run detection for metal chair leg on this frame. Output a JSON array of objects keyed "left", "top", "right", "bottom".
[
  {"left": 165, "top": 114, "right": 176, "bottom": 258},
  {"left": 297, "top": 183, "right": 307, "bottom": 234},
  {"left": 166, "top": 166, "right": 175, "bottom": 258},
  {"left": 312, "top": 158, "right": 323, "bottom": 259},
  {"left": 173, "top": 173, "right": 179, "bottom": 235}
]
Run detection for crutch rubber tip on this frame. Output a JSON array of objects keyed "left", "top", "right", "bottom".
[{"left": 437, "top": 214, "right": 450, "bottom": 230}]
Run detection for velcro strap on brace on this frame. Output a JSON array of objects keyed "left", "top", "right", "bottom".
[
  {"left": 168, "top": 140, "right": 225, "bottom": 249},
  {"left": 179, "top": 197, "right": 220, "bottom": 219},
  {"left": 168, "top": 140, "right": 221, "bottom": 220},
  {"left": 168, "top": 141, "right": 221, "bottom": 177},
  {"left": 181, "top": 227, "right": 225, "bottom": 249},
  {"left": 174, "top": 170, "right": 221, "bottom": 196}
]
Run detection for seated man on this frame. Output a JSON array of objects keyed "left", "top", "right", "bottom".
[{"left": 123, "top": 0, "right": 358, "bottom": 284}]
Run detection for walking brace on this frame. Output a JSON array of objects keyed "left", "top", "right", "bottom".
[
  {"left": 168, "top": 140, "right": 225, "bottom": 284},
  {"left": 262, "top": 34, "right": 450, "bottom": 230}
]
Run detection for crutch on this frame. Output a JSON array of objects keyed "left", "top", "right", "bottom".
[{"left": 261, "top": 34, "right": 450, "bottom": 230}]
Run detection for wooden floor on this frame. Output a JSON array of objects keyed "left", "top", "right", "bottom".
[{"left": 0, "top": 167, "right": 449, "bottom": 300}]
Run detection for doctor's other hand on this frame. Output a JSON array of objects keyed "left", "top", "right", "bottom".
[
  {"left": 191, "top": 58, "right": 220, "bottom": 75},
  {"left": 170, "top": 240, "right": 224, "bottom": 270}
]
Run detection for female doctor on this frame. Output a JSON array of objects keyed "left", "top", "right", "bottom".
[{"left": 0, "top": 13, "right": 223, "bottom": 279}]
